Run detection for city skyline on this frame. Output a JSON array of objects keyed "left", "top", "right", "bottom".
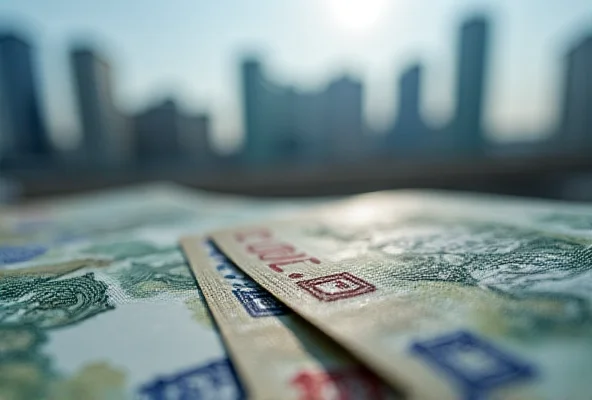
[
  {"left": 2, "top": 10, "right": 590, "bottom": 170},
  {"left": 1, "top": 8, "right": 592, "bottom": 169},
  {"left": 0, "top": 0, "right": 590, "bottom": 152}
]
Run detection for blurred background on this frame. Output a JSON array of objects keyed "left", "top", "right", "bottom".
[{"left": 0, "top": 0, "right": 591, "bottom": 201}]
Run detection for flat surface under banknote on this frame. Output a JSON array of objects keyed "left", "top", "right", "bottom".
[
  {"left": 181, "top": 237, "right": 399, "bottom": 400},
  {"left": 0, "top": 184, "right": 313, "bottom": 399},
  {"left": 212, "top": 190, "right": 592, "bottom": 400}
]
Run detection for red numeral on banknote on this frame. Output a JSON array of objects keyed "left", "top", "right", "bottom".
[
  {"left": 296, "top": 273, "right": 376, "bottom": 302},
  {"left": 235, "top": 228, "right": 320, "bottom": 273},
  {"left": 290, "top": 367, "right": 386, "bottom": 399},
  {"left": 233, "top": 229, "right": 376, "bottom": 301}
]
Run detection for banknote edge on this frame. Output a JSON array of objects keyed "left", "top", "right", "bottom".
[{"left": 180, "top": 235, "right": 274, "bottom": 400}]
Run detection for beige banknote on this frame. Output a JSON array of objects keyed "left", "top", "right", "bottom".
[
  {"left": 212, "top": 190, "right": 592, "bottom": 399},
  {"left": 181, "top": 236, "right": 399, "bottom": 400}
]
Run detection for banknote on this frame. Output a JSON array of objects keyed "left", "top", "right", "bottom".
[
  {"left": 0, "top": 183, "right": 316, "bottom": 271},
  {"left": 212, "top": 190, "right": 592, "bottom": 399},
  {"left": 0, "top": 232, "right": 244, "bottom": 400},
  {"left": 181, "top": 237, "right": 398, "bottom": 399},
  {"left": 0, "top": 184, "right": 314, "bottom": 399}
]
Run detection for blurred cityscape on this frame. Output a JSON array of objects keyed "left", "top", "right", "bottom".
[{"left": 0, "top": 11, "right": 591, "bottom": 197}]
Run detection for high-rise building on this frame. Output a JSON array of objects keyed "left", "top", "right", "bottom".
[
  {"left": 134, "top": 98, "right": 211, "bottom": 165},
  {"left": 133, "top": 98, "right": 181, "bottom": 163},
  {"left": 0, "top": 33, "right": 50, "bottom": 161},
  {"left": 240, "top": 58, "right": 365, "bottom": 164},
  {"left": 293, "top": 90, "right": 327, "bottom": 161},
  {"left": 560, "top": 34, "right": 592, "bottom": 148},
  {"left": 452, "top": 16, "right": 490, "bottom": 154},
  {"left": 241, "top": 58, "right": 300, "bottom": 164},
  {"left": 71, "top": 47, "right": 129, "bottom": 166},
  {"left": 325, "top": 75, "right": 364, "bottom": 160},
  {"left": 241, "top": 58, "right": 267, "bottom": 163},
  {"left": 390, "top": 64, "right": 429, "bottom": 153},
  {"left": 271, "top": 86, "right": 300, "bottom": 160},
  {"left": 180, "top": 113, "right": 211, "bottom": 163}
]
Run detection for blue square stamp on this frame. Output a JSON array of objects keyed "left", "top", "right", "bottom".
[
  {"left": 138, "top": 357, "right": 245, "bottom": 400},
  {"left": 411, "top": 331, "right": 535, "bottom": 400},
  {"left": 232, "top": 288, "right": 288, "bottom": 318}
]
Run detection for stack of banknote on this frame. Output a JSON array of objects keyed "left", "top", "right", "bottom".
[{"left": 1, "top": 183, "right": 590, "bottom": 399}]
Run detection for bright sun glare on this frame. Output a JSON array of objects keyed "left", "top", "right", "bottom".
[{"left": 327, "top": 0, "right": 387, "bottom": 32}]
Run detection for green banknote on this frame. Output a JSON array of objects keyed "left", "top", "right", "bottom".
[
  {"left": 181, "top": 236, "right": 398, "bottom": 399},
  {"left": 0, "top": 184, "right": 311, "bottom": 399},
  {"left": 212, "top": 190, "right": 592, "bottom": 399}
]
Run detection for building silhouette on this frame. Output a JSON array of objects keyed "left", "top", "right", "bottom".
[
  {"left": 388, "top": 63, "right": 429, "bottom": 154},
  {"left": 0, "top": 33, "right": 50, "bottom": 162},
  {"left": 325, "top": 75, "right": 364, "bottom": 160},
  {"left": 560, "top": 34, "right": 592, "bottom": 149},
  {"left": 241, "top": 58, "right": 301, "bottom": 164},
  {"left": 241, "top": 58, "right": 366, "bottom": 164},
  {"left": 180, "top": 113, "right": 211, "bottom": 164},
  {"left": 241, "top": 59, "right": 268, "bottom": 164},
  {"left": 293, "top": 90, "right": 327, "bottom": 162},
  {"left": 134, "top": 99, "right": 181, "bottom": 163},
  {"left": 71, "top": 47, "right": 130, "bottom": 166},
  {"left": 133, "top": 98, "right": 210, "bottom": 165},
  {"left": 452, "top": 16, "right": 490, "bottom": 154}
]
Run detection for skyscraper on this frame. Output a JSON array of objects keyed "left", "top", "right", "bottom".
[
  {"left": 293, "top": 90, "right": 327, "bottom": 162},
  {"left": 453, "top": 16, "right": 490, "bottom": 154},
  {"left": 240, "top": 58, "right": 298, "bottom": 164},
  {"left": 325, "top": 75, "right": 364, "bottom": 160},
  {"left": 133, "top": 98, "right": 181, "bottom": 163},
  {"left": 133, "top": 98, "right": 211, "bottom": 165},
  {"left": 241, "top": 58, "right": 267, "bottom": 163},
  {"left": 390, "top": 63, "right": 429, "bottom": 153},
  {"left": 71, "top": 46, "right": 129, "bottom": 166},
  {"left": 560, "top": 34, "right": 592, "bottom": 148},
  {"left": 180, "top": 113, "right": 211, "bottom": 163},
  {"left": 0, "top": 33, "right": 50, "bottom": 161}
]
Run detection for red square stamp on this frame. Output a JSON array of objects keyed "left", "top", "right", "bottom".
[{"left": 296, "top": 272, "right": 376, "bottom": 302}]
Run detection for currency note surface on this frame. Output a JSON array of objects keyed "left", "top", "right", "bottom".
[
  {"left": 0, "top": 184, "right": 310, "bottom": 399},
  {"left": 212, "top": 190, "right": 592, "bottom": 399},
  {"left": 181, "top": 237, "right": 398, "bottom": 400},
  {"left": 0, "top": 183, "right": 315, "bottom": 271}
]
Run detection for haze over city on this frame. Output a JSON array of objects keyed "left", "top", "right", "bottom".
[{"left": 1, "top": 0, "right": 590, "bottom": 154}]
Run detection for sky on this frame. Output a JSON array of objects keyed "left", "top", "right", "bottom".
[{"left": 0, "top": 0, "right": 591, "bottom": 152}]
